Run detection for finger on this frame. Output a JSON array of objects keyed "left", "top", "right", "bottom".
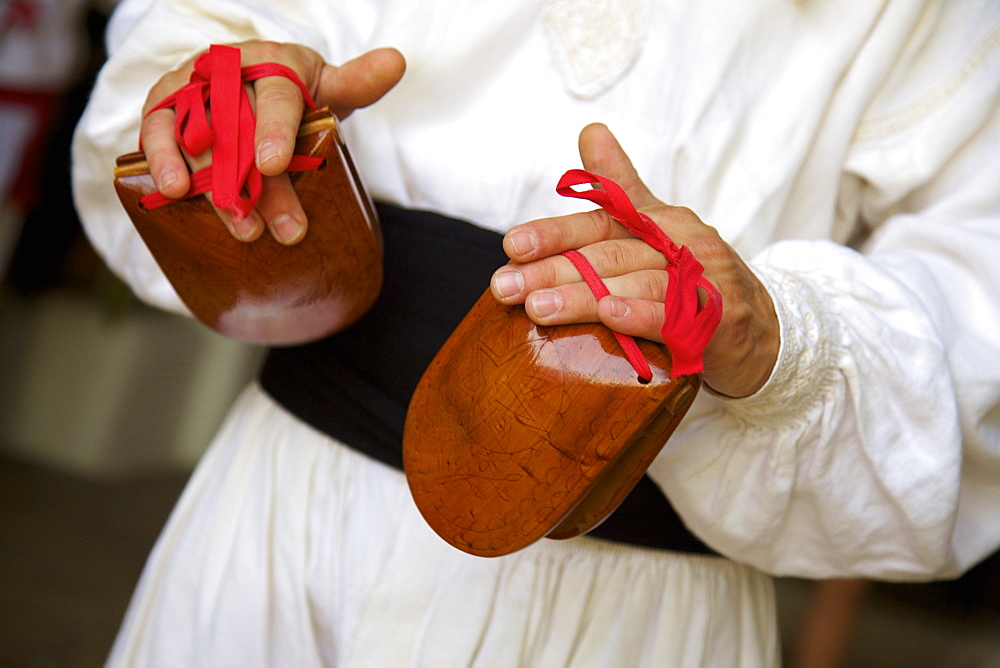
[
  {"left": 316, "top": 47, "right": 407, "bottom": 119},
  {"left": 255, "top": 172, "right": 308, "bottom": 245},
  {"left": 187, "top": 147, "right": 263, "bottom": 242},
  {"left": 212, "top": 204, "right": 265, "bottom": 242},
  {"left": 524, "top": 270, "right": 668, "bottom": 322},
  {"left": 522, "top": 269, "right": 669, "bottom": 324},
  {"left": 502, "top": 209, "right": 635, "bottom": 263},
  {"left": 139, "top": 61, "right": 204, "bottom": 197},
  {"left": 578, "top": 123, "right": 660, "bottom": 209},
  {"left": 204, "top": 41, "right": 317, "bottom": 175},
  {"left": 522, "top": 282, "right": 593, "bottom": 323},
  {"left": 141, "top": 105, "right": 263, "bottom": 241},
  {"left": 518, "top": 273, "right": 669, "bottom": 350},
  {"left": 603, "top": 270, "right": 669, "bottom": 302},
  {"left": 492, "top": 239, "right": 664, "bottom": 303},
  {"left": 597, "top": 296, "right": 666, "bottom": 344},
  {"left": 140, "top": 108, "right": 191, "bottom": 198},
  {"left": 253, "top": 75, "right": 306, "bottom": 176}
]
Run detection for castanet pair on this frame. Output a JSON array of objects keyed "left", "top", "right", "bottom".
[
  {"left": 113, "top": 107, "right": 382, "bottom": 345},
  {"left": 113, "top": 108, "right": 700, "bottom": 558}
]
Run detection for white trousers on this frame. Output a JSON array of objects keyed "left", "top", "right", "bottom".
[{"left": 109, "top": 384, "right": 778, "bottom": 667}]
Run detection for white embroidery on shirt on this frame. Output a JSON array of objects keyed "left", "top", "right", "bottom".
[
  {"left": 723, "top": 264, "right": 837, "bottom": 424},
  {"left": 855, "top": 24, "right": 1000, "bottom": 143},
  {"left": 542, "top": 0, "right": 647, "bottom": 99}
]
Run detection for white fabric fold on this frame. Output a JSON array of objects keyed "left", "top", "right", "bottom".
[{"left": 108, "top": 385, "right": 777, "bottom": 667}]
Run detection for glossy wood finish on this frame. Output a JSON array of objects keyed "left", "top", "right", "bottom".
[
  {"left": 404, "top": 289, "right": 701, "bottom": 557},
  {"left": 113, "top": 107, "right": 383, "bottom": 345}
]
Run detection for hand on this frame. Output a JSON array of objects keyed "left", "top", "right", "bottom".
[
  {"left": 139, "top": 41, "right": 406, "bottom": 244},
  {"left": 490, "top": 124, "right": 778, "bottom": 398}
]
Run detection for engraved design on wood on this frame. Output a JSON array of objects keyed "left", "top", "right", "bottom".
[{"left": 404, "top": 290, "right": 700, "bottom": 557}]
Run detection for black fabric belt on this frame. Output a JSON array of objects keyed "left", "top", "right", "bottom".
[{"left": 260, "top": 203, "right": 717, "bottom": 556}]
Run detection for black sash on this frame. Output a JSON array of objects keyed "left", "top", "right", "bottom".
[{"left": 260, "top": 203, "right": 717, "bottom": 556}]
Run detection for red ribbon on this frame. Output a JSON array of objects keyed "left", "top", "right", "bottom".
[
  {"left": 0, "top": 0, "right": 39, "bottom": 34},
  {"left": 139, "top": 44, "right": 324, "bottom": 217},
  {"left": 557, "top": 170, "right": 722, "bottom": 377},
  {"left": 562, "top": 249, "right": 653, "bottom": 382}
]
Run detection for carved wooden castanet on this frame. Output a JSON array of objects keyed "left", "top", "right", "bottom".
[
  {"left": 404, "top": 289, "right": 701, "bottom": 557},
  {"left": 113, "top": 107, "right": 382, "bottom": 345}
]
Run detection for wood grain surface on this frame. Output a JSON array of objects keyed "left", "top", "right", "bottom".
[
  {"left": 404, "top": 289, "right": 701, "bottom": 557},
  {"left": 113, "top": 107, "right": 383, "bottom": 345}
]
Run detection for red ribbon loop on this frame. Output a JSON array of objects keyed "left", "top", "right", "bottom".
[
  {"left": 556, "top": 169, "right": 722, "bottom": 377},
  {"left": 140, "top": 44, "right": 323, "bottom": 218},
  {"left": 562, "top": 249, "right": 653, "bottom": 382}
]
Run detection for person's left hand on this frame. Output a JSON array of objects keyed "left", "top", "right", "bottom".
[{"left": 489, "top": 123, "right": 779, "bottom": 398}]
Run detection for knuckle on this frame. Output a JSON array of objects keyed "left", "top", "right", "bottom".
[
  {"left": 564, "top": 282, "right": 596, "bottom": 313},
  {"left": 618, "top": 298, "right": 658, "bottom": 335},
  {"left": 254, "top": 84, "right": 301, "bottom": 109},
  {"left": 585, "top": 209, "right": 613, "bottom": 238},
  {"left": 663, "top": 204, "right": 706, "bottom": 232},
  {"left": 638, "top": 271, "right": 667, "bottom": 300},
  {"left": 698, "top": 233, "right": 732, "bottom": 263},
  {"left": 252, "top": 40, "right": 286, "bottom": 63},
  {"left": 140, "top": 111, "right": 170, "bottom": 138},
  {"left": 544, "top": 257, "right": 568, "bottom": 287},
  {"left": 520, "top": 257, "right": 555, "bottom": 291},
  {"left": 674, "top": 205, "right": 699, "bottom": 221},
  {"left": 594, "top": 242, "right": 628, "bottom": 272}
]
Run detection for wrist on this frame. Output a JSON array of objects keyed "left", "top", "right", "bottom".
[
  {"left": 702, "top": 267, "right": 780, "bottom": 398},
  {"left": 716, "top": 263, "right": 836, "bottom": 418},
  {"left": 703, "top": 303, "right": 778, "bottom": 398}
]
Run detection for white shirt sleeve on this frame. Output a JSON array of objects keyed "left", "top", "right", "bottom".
[{"left": 651, "top": 18, "right": 1000, "bottom": 581}]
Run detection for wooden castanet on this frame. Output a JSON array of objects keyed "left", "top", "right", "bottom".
[
  {"left": 113, "top": 107, "right": 382, "bottom": 345},
  {"left": 404, "top": 289, "right": 701, "bottom": 558}
]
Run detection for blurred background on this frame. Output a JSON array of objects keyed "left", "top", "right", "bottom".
[{"left": 0, "top": 2, "right": 997, "bottom": 666}]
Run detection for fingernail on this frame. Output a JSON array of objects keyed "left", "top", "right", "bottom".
[
  {"left": 257, "top": 141, "right": 280, "bottom": 169},
  {"left": 508, "top": 230, "right": 536, "bottom": 257},
  {"left": 608, "top": 297, "right": 630, "bottom": 318},
  {"left": 528, "top": 291, "right": 562, "bottom": 318},
  {"left": 271, "top": 214, "right": 304, "bottom": 244},
  {"left": 493, "top": 269, "right": 524, "bottom": 299},
  {"left": 231, "top": 215, "right": 257, "bottom": 241},
  {"left": 159, "top": 168, "right": 177, "bottom": 192}
]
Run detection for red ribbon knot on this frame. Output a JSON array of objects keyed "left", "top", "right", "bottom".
[
  {"left": 139, "top": 44, "right": 324, "bottom": 218},
  {"left": 557, "top": 169, "right": 722, "bottom": 377}
]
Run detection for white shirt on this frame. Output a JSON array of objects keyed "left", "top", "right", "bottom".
[{"left": 72, "top": 0, "right": 1000, "bottom": 580}]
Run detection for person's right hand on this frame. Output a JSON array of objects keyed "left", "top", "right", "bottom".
[{"left": 139, "top": 41, "right": 406, "bottom": 244}]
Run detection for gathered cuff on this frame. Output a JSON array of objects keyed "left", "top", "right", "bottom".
[{"left": 710, "top": 263, "right": 839, "bottom": 423}]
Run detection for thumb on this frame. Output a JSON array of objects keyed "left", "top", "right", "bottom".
[
  {"left": 578, "top": 123, "right": 660, "bottom": 209},
  {"left": 317, "top": 47, "right": 406, "bottom": 119}
]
